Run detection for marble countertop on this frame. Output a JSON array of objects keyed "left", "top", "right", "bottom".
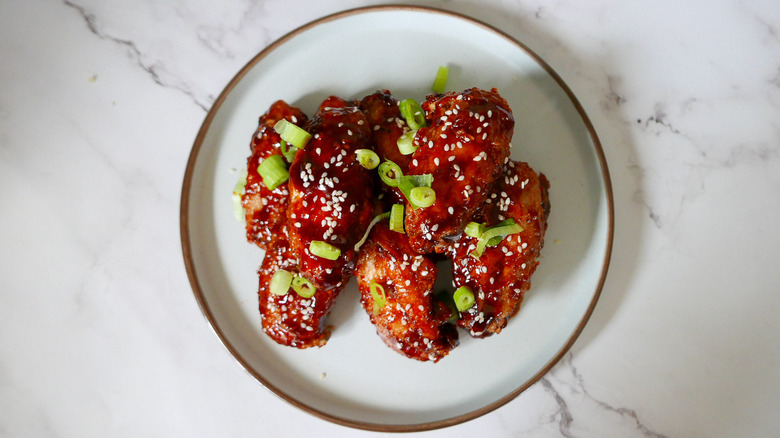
[{"left": 2, "top": 0, "right": 779, "bottom": 436}]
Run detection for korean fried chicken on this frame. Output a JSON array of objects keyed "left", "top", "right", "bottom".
[
  {"left": 359, "top": 90, "right": 412, "bottom": 204},
  {"left": 242, "top": 100, "right": 308, "bottom": 249},
  {"left": 355, "top": 222, "right": 458, "bottom": 362},
  {"left": 243, "top": 85, "right": 550, "bottom": 357},
  {"left": 448, "top": 160, "right": 550, "bottom": 337},
  {"left": 286, "top": 97, "right": 377, "bottom": 291},
  {"left": 404, "top": 88, "right": 514, "bottom": 254},
  {"left": 257, "top": 224, "right": 342, "bottom": 348}
]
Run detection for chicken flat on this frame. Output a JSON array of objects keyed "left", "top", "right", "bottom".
[
  {"left": 448, "top": 160, "right": 550, "bottom": 337},
  {"left": 257, "top": 224, "right": 343, "bottom": 348},
  {"left": 359, "top": 90, "right": 411, "bottom": 204},
  {"left": 242, "top": 100, "right": 308, "bottom": 249},
  {"left": 355, "top": 222, "right": 458, "bottom": 362}
]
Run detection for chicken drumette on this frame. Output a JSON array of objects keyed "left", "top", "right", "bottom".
[
  {"left": 355, "top": 222, "right": 458, "bottom": 362},
  {"left": 242, "top": 100, "right": 308, "bottom": 249},
  {"left": 286, "top": 96, "right": 376, "bottom": 291},
  {"left": 448, "top": 160, "right": 550, "bottom": 337},
  {"left": 404, "top": 88, "right": 515, "bottom": 254}
]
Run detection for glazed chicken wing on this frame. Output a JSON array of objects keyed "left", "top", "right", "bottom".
[
  {"left": 405, "top": 88, "right": 514, "bottom": 254},
  {"left": 359, "top": 90, "right": 411, "bottom": 204},
  {"left": 286, "top": 96, "right": 376, "bottom": 290},
  {"left": 257, "top": 223, "right": 343, "bottom": 348},
  {"left": 449, "top": 160, "right": 550, "bottom": 337},
  {"left": 242, "top": 100, "right": 308, "bottom": 249},
  {"left": 355, "top": 222, "right": 458, "bottom": 362}
]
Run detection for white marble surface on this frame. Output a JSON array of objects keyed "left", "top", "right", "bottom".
[{"left": 1, "top": 0, "right": 779, "bottom": 436}]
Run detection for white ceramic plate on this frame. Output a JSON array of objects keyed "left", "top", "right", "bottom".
[{"left": 181, "top": 5, "right": 613, "bottom": 432}]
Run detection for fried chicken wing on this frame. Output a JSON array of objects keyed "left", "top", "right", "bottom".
[
  {"left": 449, "top": 160, "right": 550, "bottom": 337},
  {"left": 257, "top": 223, "right": 343, "bottom": 348},
  {"left": 355, "top": 222, "right": 458, "bottom": 362},
  {"left": 405, "top": 88, "right": 514, "bottom": 254},
  {"left": 242, "top": 100, "right": 308, "bottom": 249},
  {"left": 359, "top": 90, "right": 413, "bottom": 204},
  {"left": 286, "top": 96, "right": 376, "bottom": 290}
]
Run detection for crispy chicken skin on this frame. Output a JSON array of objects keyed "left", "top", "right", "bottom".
[
  {"left": 242, "top": 100, "right": 308, "bottom": 249},
  {"left": 405, "top": 88, "right": 514, "bottom": 254},
  {"left": 449, "top": 160, "right": 550, "bottom": 337},
  {"left": 355, "top": 222, "right": 458, "bottom": 362},
  {"left": 257, "top": 224, "right": 343, "bottom": 348},
  {"left": 286, "top": 96, "right": 376, "bottom": 291}
]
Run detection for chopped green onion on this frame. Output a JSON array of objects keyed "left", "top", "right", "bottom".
[
  {"left": 471, "top": 219, "right": 524, "bottom": 258},
  {"left": 409, "top": 187, "right": 436, "bottom": 208},
  {"left": 396, "top": 174, "right": 434, "bottom": 209},
  {"left": 309, "top": 240, "right": 341, "bottom": 260},
  {"left": 355, "top": 149, "right": 380, "bottom": 169},
  {"left": 232, "top": 168, "right": 248, "bottom": 222},
  {"left": 404, "top": 174, "right": 433, "bottom": 187},
  {"left": 399, "top": 98, "right": 427, "bottom": 130},
  {"left": 370, "top": 281, "right": 387, "bottom": 315},
  {"left": 432, "top": 66, "right": 449, "bottom": 94},
  {"left": 389, "top": 204, "right": 404, "bottom": 233},
  {"left": 257, "top": 155, "right": 289, "bottom": 190},
  {"left": 354, "top": 212, "right": 390, "bottom": 252},
  {"left": 274, "top": 119, "right": 311, "bottom": 149},
  {"left": 292, "top": 275, "right": 316, "bottom": 298},
  {"left": 453, "top": 286, "right": 475, "bottom": 312},
  {"left": 464, "top": 221, "right": 484, "bottom": 239},
  {"left": 279, "top": 140, "right": 298, "bottom": 163},
  {"left": 269, "top": 269, "right": 293, "bottom": 296},
  {"left": 397, "top": 130, "right": 418, "bottom": 155},
  {"left": 378, "top": 160, "right": 403, "bottom": 187}
]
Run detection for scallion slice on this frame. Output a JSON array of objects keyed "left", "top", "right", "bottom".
[
  {"left": 399, "top": 98, "right": 427, "bottom": 130},
  {"left": 409, "top": 187, "right": 436, "bottom": 208},
  {"left": 378, "top": 160, "right": 403, "bottom": 187},
  {"left": 279, "top": 140, "right": 298, "bottom": 163},
  {"left": 389, "top": 204, "right": 404, "bottom": 233},
  {"left": 355, "top": 149, "right": 380, "bottom": 169},
  {"left": 396, "top": 130, "right": 418, "bottom": 155},
  {"left": 464, "top": 221, "right": 484, "bottom": 239},
  {"left": 471, "top": 219, "right": 524, "bottom": 258},
  {"left": 453, "top": 286, "right": 475, "bottom": 312},
  {"left": 370, "top": 281, "right": 387, "bottom": 315},
  {"left": 354, "top": 212, "right": 390, "bottom": 252},
  {"left": 292, "top": 275, "right": 316, "bottom": 298},
  {"left": 232, "top": 168, "right": 248, "bottom": 222},
  {"left": 274, "top": 119, "right": 311, "bottom": 149},
  {"left": 257, "top": 155, "right": 289, "bottom": 190},
  {"left": 432, "top": 66, "right": 449, "bottom": 94},
  {"left": 396, "top": 174, "right": 434, "bottom": 209},
  {"left": 269, "top": 269, "right": 293, "bottom": 296},
  {"left": 309, "top": 240, "right": 341, "bottom": 260},
  {"left": 404, "top": 174, "right": 433, "bottom": 187}
]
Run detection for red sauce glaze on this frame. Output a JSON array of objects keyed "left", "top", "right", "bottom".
[
  {"left": 448, "top": 160, "right": 550, "bottom": 337},
  {"left": 405, "top": 88, "right": 514, "bottom": 254},
  {"left": 257, "top": 224, "right": 343, "bottom": 348},
  {"left": 286, "top": 96, "right": 376, "bottom": 291},
  {"left": 355, "top": 222, "right": 458, "bottom": 362},
  {"left": 242, "top": 100, "right": 308, "bottom": 249}
]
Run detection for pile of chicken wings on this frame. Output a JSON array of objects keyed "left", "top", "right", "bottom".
[{"left": 241, "top": 87, "right": 550, "bottom": 362}]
